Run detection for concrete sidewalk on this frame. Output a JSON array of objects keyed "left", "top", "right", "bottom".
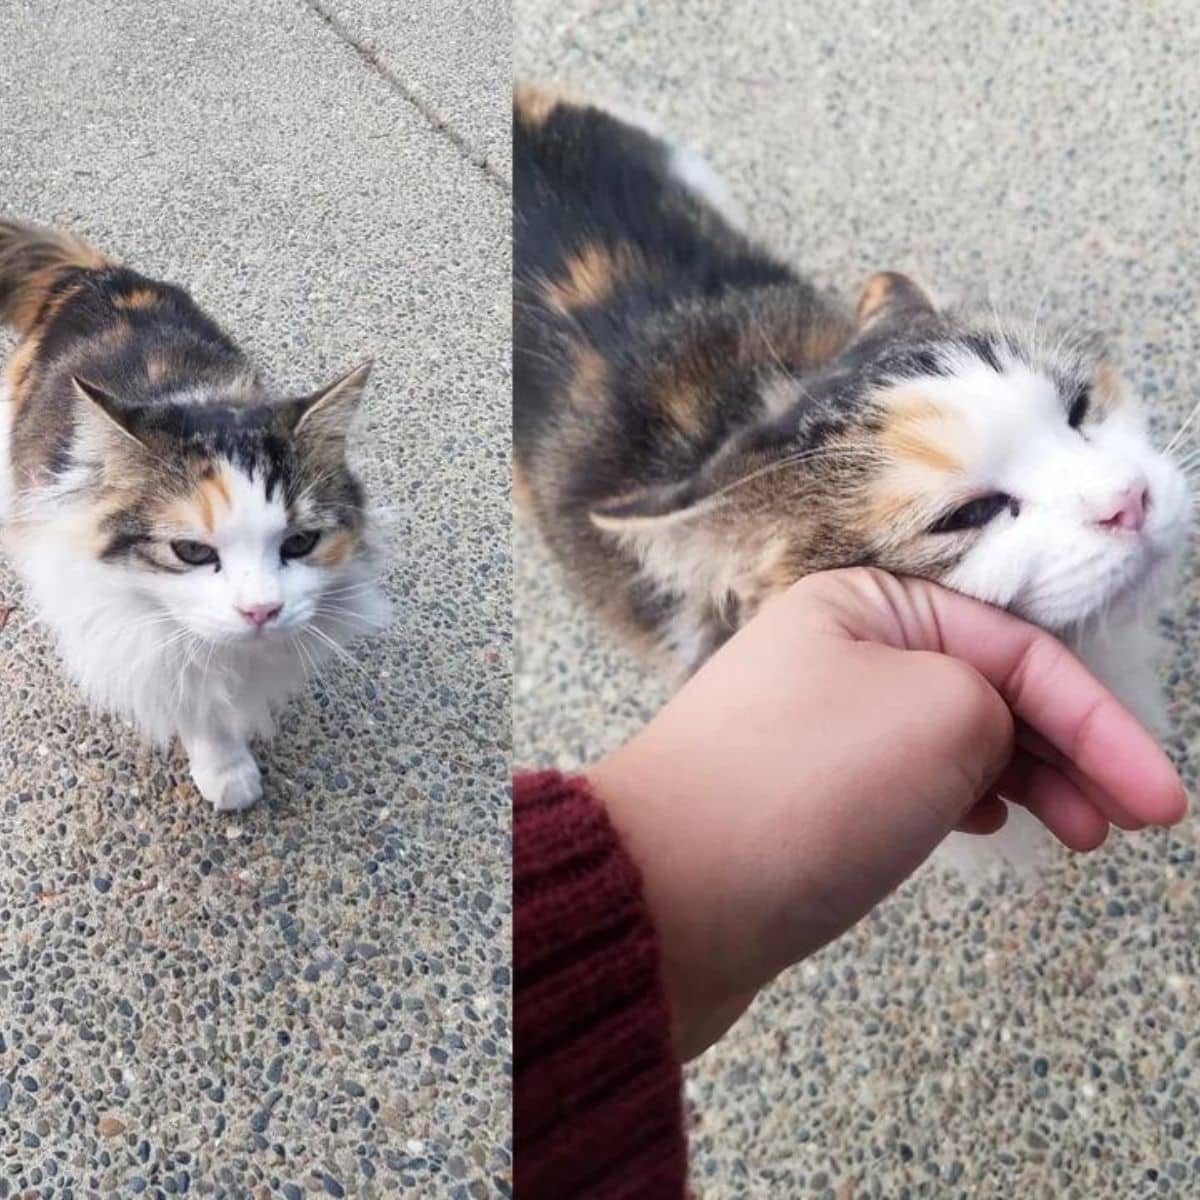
[
  {"left": 516, "top": 2, "right": 1200, "bottom": 1197},
  {"left": 0, "top": 2, "right": 509, "bottom": 1196}
]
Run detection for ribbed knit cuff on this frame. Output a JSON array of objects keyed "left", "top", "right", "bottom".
[{"left": 514, "top": 770, "right": 687, "bottom": 1200}]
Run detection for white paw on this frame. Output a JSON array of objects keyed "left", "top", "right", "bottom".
[{"left": 192, "top": 755, "right": 263, "bottom": 812}]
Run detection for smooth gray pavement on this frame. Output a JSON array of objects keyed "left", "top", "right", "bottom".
[
  {"left": 1, "top": 2, "right": 509, "bottom": 1196},
  {"left": 306, "top": 1, "right": 510, "bottom": 183},
  {"left": 515, "top": 3, "right": 1200, "bottom": 1196}
]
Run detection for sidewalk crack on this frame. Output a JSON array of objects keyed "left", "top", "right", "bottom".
[{"left": 301, "top": 0, "right": 509, "bottom": 194}]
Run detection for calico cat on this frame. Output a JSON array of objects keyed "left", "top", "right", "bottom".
[
  {"left": 514, "top": 87, "right": 1189, "bottom": 759},
  {"left": 0, "top": 221, "right": 389, "bottom": 811}
]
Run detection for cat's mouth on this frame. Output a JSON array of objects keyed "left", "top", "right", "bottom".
[{"left": 1043, "top": 534, "right": 1178, "bottom": 635}]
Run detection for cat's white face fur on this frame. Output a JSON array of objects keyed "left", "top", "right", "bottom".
[
  {"left": 148, "top": 464, "right": 337, "bottom": 644},
  {"left": 902, "top": 351, "right": 1190, "bottom": 631}
]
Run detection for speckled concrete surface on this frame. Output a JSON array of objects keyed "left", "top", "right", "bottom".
[
  {"left": 308, "top": 0, "right": 510, "bottom": 182},
  {"left": 0, "top": 2, "right": 509, "bottom": 1197},
  {"left": 515, "top": 3, "right": 1200, "bottom": 1196}
]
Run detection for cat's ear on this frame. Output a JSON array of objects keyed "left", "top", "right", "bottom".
[
  {"left": 855, "top": 271, "right": 936, "bottom": 329},
  {"left": 288, "top": 360, "right": 372, "bottom": 442},
  {"left": 72, "top": 376, "right": 146, "bottom": 448},
  {"left": 589, "top": 476, "right": 714, "bottom": 532},
  {"left": 589, "top": 422, "right": 800, "bottom": 532}
]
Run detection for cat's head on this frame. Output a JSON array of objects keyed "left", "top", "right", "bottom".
[
  {"left": 592, "top": 273, "right": 1190, "bottom": 637},
  {"left": 70, "top": 361, "right": 382, "bottom": 643}
]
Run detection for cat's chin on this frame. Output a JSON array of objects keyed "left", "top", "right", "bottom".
[{"left": 1021, "top": 535, "right": 1182, "bottom": 639}]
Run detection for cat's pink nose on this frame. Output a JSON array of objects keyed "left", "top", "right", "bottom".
[
  {"left": 238, "top": 603, "right": 282, "bottom": 628},
  {"left": 1097, "top": 485, "right": 1148, "bottom": 533}
]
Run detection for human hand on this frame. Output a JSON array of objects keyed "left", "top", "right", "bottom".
[{"left": 587, "top": 568, "right": 1187, "bottom": 1060}]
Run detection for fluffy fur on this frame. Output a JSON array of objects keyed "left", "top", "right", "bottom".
[
  {"left": 514, "top": 89, "right": 1190, "bottom": 863},
  {"left": 0, "top": 220, "right": 389, "bottom": 811}
]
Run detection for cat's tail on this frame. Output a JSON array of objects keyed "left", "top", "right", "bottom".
[{"left": 0, "top": 219, "right": 109, "bottom": 336}]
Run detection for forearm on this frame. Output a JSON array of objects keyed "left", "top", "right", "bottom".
[{"left": 513, "top": 770, "right": 687, "bottom": 1199}]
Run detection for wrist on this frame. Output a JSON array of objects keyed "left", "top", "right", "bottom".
[{"left": 588, "top": 745, "right": 758, "bottom": 1061}]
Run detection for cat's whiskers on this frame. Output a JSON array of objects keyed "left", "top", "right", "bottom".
[
  {"left": 298, "top": 633, "right": 322, "bottom": 686},
  {"left": 290, "top": 631, "right": 316, "bottom": 691},
  {"left": 175, "top": 633, "right": 205, "bottom": 710},
  {"left": 754, "top": 317, "right": 789, "bottom": 378},
  {"left": 304, "top": 623, "right": 375, "bottom": 685},
  {"left": 319, "top": 578, "right": 390, "bottom": 602},
  {"left": 703, "top": 442, "right": 884, "bottom": 506},
  {"left": 1163, "top": 395, "right": 1200, "bottom": 456},
  {"left": 1028, "top": 281, "right": 1051, "bottom": 356},
  {"left": 982, "top": 272, "right": 1009, "bottom": 341},
  {"left": 1169, "top": 444, "right": 1200, "bottom": 474},
  {"left": 299, "top": 632, "right": 343, "bottom": 706},
  {"left": 295, "top": 627, "right": 359, "bottom": 711},
  {"left": 311, "top": 602, "right": 382, "bottom": 642},
  {"left": 200, "top": 633, "right": 224, "bottom": 689},
  {"left": 120, "top": 612, "right": 182, "bottom": 639},
  {"left": 126, "top": 625, "right": 194, "bottom": 675},
  {"left": 513, "top": 342, "right": 574, "bottom": 373}
]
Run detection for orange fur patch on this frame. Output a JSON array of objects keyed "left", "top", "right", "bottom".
[
  {"left": 144, "top": 350, "right": 174, "bottom": 385},
  {"left": 5, "top": 274, "right": 102, "bottom": 404},
  {"left": 803, "top": 317, "right": 852, "bottom": 366},
  {"left": 194, "top": 485, "right": 214, "bottom": 535},
  {"left": 567, "top": 344, "right": 609, "bottom": 412},
  {"left": 856, "top": 273, "right": 897, "bottom": 324},
  {"left": 11, "top": 275, "right": 84, "bottom": 339},
  {"left": 113, "top": 287, "right": 159, "bottom": 311},
  {"left": 88, "top": 319, "right": 135, "bottom": 355},
  {"left": 543, "top": 245, "right": 627, "bottom": 316},
  {"left": 884, "top": 427, "right": 963, "bottom": 475},
  {"left": 856, "top": 271, "right": 932, "bottom": 328},
  {"left": 869, "top": 390, "right": 967, "bottom": 528},
  {"left": 869, "top": 481, "right": 927, "bottom": 529},
  {"left": 513, "top": 458, "right": 533, "bottom": 512},
  {"left": 880, "top": 389, "right": 966, "bottom": 475},
  {"left": 1093, "top": 363, "right": 1123, "bottom": 411},
  {"left": 6, "top": 335, "right": 41, "bottom": 404},
  {"left": 658, "top": 379, "right": 706, "bottom": 439},
  {"left": 167, "top": 466, "right": 233, "bottom": 536},
  {"left": 207, "top": 468, "right": 231, "bottom": 509},
  {"left": 514, "top": 83, "right": 562, "bottom": 128},
  {"left": 312, "top": 529, "right": 358, "bottom": 568}
]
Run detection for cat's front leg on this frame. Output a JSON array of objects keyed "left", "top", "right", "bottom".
[{"left": 179, "top": 722, "right": 262, "bottom": 812}]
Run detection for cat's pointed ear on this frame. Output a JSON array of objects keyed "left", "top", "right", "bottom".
[
  {"left": 590, "top": 475, "right": 719, "bottom": 533},
  {"left": 72, "top": 376, "right": 146, "bottom": 448},
  {"left": 288, "top": 360, "right": 372, "bottom": 441},
  {"left": 855, "top": 271, "right": 936, "bottom": 330}
]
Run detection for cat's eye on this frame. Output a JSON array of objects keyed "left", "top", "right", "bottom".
[
  {"left": 930, "top": 493, "right": 1018, "bottom": 534},
  {"left": 1068, "top": 387, "right": 1090, "bottom": 429},
  {"left": 171, "top": 539, "right": 220, "bottom": 567},
  {"left": 281, "top": 530, "right": 320, "bottom": 560}
]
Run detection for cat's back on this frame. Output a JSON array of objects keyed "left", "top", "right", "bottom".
[
  {"left": 514, "top": 86, "right": 788, "bottom": 305},
  {"left": 17, "top": 263, "right": 245, "bottom": 412},
  {"left": 516, "top": 86, "right": 718, "bottom": 287},
  {"left": 513, "top": 87, "right": 795, "bottom": 462},
  {"left": 0, "top": 220, "right": 260, "bottom": 491}
]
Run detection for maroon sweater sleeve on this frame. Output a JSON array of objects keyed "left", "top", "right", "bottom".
[{"left": 514, "top": 770, "right": 687, "bottom": 1199}]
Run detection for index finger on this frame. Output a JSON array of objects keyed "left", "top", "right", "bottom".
[{"left": 914, "top": 581, "right": 1186, "bottom": 828}]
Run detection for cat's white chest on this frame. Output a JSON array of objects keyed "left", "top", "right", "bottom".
[
  {"left": 936, "top": 614, "right": 1167, "bottom": 878},
  {"left": 1072, "top": 620, "right": 1167, "bottom": 734}
]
